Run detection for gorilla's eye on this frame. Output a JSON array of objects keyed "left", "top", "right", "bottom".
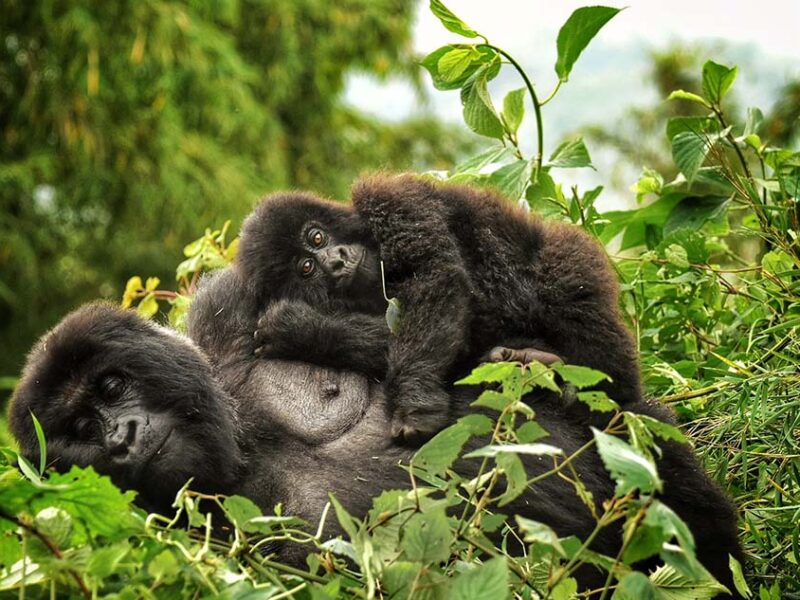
[
  {"left": 299, "top": 258, "right": 315, "bottom": 277},
  {"left": 74, "top": 417, "right": 100, "bottom": 442},
  {"left": 307, "top": 228, "right": 326, "bottom": 248},
  {"left": 98, "top": 373, "right": 126, "bottom": 399}
]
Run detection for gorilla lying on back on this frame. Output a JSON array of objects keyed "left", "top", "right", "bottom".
[
  {"left": 235, "top": 174, "right": 641, "bottom": 440},
  {"left": 11, "top": 303, "right": 742, "bottom": 594}
]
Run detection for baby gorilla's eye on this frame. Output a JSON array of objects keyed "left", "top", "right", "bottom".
[
  {"left": 307, "top": 228, "right": 326, "bottom": 248},
  {"left": 97, "top": 373, "right": 125, "bottom": 399},
  {"left": 299, "top": 258, "right": 315, "bottom": 277}
]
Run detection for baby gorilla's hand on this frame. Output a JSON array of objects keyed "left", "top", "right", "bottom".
[{"left": 254, "top": 299, "right": 318, "bottom": 359}]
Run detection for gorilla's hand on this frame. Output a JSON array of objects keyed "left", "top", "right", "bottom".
[
  {"left": 254, "top": 299, "right": 318, "bottom": 360},
  {"left": 484, "top": 346, "right": 563, "bottom": 366},
  {"left": 390, "top": 401, "right": 451, "bottom": 445}
]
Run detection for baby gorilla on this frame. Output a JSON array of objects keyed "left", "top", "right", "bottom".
[{"left": 241, "top": 176, "right": 641, "bottom": 440}]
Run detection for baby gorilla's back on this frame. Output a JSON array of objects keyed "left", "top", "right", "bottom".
[{"left": 352, "top": 174, "right": 643, "bottom": 439}]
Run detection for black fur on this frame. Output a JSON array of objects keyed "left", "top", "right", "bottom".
[
  {"left": 351, "top": 173, "right": 644, "bottom": 439},
  {"left": 189, "top": 267, "right": 742, "bottom": 595},
  {"left": 10, "top": 300, "right": 742, "bottom": 594}
]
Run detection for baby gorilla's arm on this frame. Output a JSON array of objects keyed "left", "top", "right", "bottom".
[
  {"left": 353, "top": 175, "right": 472, "bottom": 442},
  {"left": 254, "top": 299, "right": 389, "bottom": 379}
]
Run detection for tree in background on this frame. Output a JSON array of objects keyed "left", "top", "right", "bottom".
[{"left": 0, "top": 0, "right": 473, "bottom": 375}]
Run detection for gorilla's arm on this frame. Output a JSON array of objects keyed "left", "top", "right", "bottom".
[
  {"left": 352, "top": 177, "right": 473, "bottom": 439},
  {"left": 253, "top": 299, "right": 389, "bottom": 379}
]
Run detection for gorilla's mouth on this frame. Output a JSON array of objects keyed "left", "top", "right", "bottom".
[{"left": 143, "top": 427, "right": 173, "bottom": 471}]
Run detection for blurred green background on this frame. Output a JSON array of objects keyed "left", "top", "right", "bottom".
[
  {"left": 1, "top": 0, "right": 797, "bottom": 379},
  {"left": 0, "top": 0, "right": 476, "bottom": 379}
]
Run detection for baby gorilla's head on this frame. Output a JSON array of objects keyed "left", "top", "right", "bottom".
[{"left": 237, "top": 192, "right": 384, "bottom": 314}]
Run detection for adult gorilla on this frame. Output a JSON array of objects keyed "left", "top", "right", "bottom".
[{"left": 10, "top": 293, "right": 741, "bottom": 592}]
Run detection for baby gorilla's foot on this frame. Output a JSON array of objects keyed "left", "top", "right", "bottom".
[{"left": 484, "top": 346, "right": 562, "bottom": 366}]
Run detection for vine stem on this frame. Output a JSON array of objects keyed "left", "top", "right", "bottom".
[{"left": 479, "top": 44, "right": 545, "bottom": 178}]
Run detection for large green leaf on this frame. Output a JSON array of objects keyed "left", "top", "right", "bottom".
[
  {"left": 701, "top": 60, "right": 737, "bottom": 105},
  {"left": 547, "top": 137, "right": 593, "bottom": 169},
  {"left": 429, "top": 0, "right": 480, "bottom": 38},
  {"left": 592, "top": 429, "right": 662, "bottom": 495},
  {"left": 502, "top": 87, "right": 526, "bottom": 134},
  {"left": 671, "top": 131, "right": 714, "bottom": 183},
  {"left": 421, "top": 45, "right": 498, "bottom": 91},
  {"left": 461, "top": 64, "right": 505, "bottom": 139},
  {"left": 413, "top": 414, "right": 493, "bottom": 476},
  {"left": 400, "top": 507, "right": 452, "bottom": 563},
  {"left": 555, "top": 6, "right": 622, "bottom": 81},
  {"left": 487, "top": 159, "right": 533, "bottom": 200},
  {"left": 450, "top": 556, "right": 509, "bottom": 600},
  {"left": 663, "top": 195, "right": 729, "bottom": 236}
]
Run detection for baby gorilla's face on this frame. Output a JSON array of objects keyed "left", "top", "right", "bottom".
[{"left": 294, "top": 220, "right": 384, "bottom": 313}]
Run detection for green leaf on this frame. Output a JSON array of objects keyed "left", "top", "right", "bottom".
[
  {"left": 516, "top": 421, "right": 549, "bottom": 443},
  {"left": 667, "top": 89, "right": 710, "bottom": 107},
  {"left": 743, "top": 107, "right": 764, "bottom": 137},
  {"left": 464, "top": 443, "right": 563, "bottom": 459},
  {"left": 429, "top": 0, "right": 480, "bottom": 38},
  {"left": 515, "top": 516, "right": 566, "bottom": 556},
  {"left": 663, "top": 195, "right": 729, "bottom": 236},
  {"left": 701, "top": 60, "right": 737, "bottom": 105},
  {"left": 461, "top": 64, "right": 505, "bottom": 139},
  {"left": 664, "top": 244, "right": 689, "bottom": 268},
  {"left": 413, "top": 414, "right": 493, "bottom": 476},
  {"left": 385, "top": 297, "right": 402, "bottom": 334},
  {"left": 552, "top": 364, "right": 609, "bottom": 388},
  {"left": 422, "top": 45, "right": 499, "bottom": 91},
  {"left": 635, "top": 415, "right": 687, "bottom": 444},
  {"left": 17, "top": 455, "right": 41, "bottom": 484},
  {"left": 30, "top": 412, "right": 46, "bottom": 475},
  {"left": 613, "top": 572, "right": 657, "bottom": 600},
  {"left": 88, "top": 542, "right": 130, "bottom": 579},
  {"left": 487, "top": 159, "right": 533, "bottom": 200},
  {"left": 438, "top": 47, "right": 475, "bottom": 83},
  {"left": 148, "top": 549, "right": 180, "bottom": 583},
  {"left": 555, "top": 6, "right": 622, "bottom": 81},
  {"left": 457, "top": 362, "right": 521, "bottom": 385},
  {"left": 547, "top": 137, "right": 593, "bottom": 169},
  {"left": 671, "top": 131, "right": 715, "bottom": 183},
  {"left": 34, "top": 507, "right": 72, "bottom": 547},
  {"left": 450, "top": 556, "right": 509, "bottom": 600},
  {"left": 136, "top": 293, "right": 159, "bottom": 318},
  {"left": 329, "top": 494, "right": 359, "bottom": 540},
  {"left": 592, "top": 429, "right": 662, "bottom": 495},
  {"left": 502, "top": 87, "right": 525, "bottom": 134},
  {"left": 729, "top": 555, "right": 751, "bottom": 598},
  {"left": 453, "top": 145, "right": 512, "bottom": 174},
  {"left": 576, "top": 391, "right": 619, "bottom": 412},
  {"left": 648, "top": 564, "right": 730, "bottom": 598},
  {"left": 400, "top": 507, "right": 451, "bottom": 563}
]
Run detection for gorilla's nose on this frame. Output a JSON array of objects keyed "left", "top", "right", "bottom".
[{"left": 107, "top": 414, "right": 147, "bottom": 458}]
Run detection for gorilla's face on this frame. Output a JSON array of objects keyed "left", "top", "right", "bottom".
[
  {"left": 10, "top": 305, "right": 242, "bottom": 513},
  {"left": 238, "top": 192, "right": 385, "bottom": 314}
]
